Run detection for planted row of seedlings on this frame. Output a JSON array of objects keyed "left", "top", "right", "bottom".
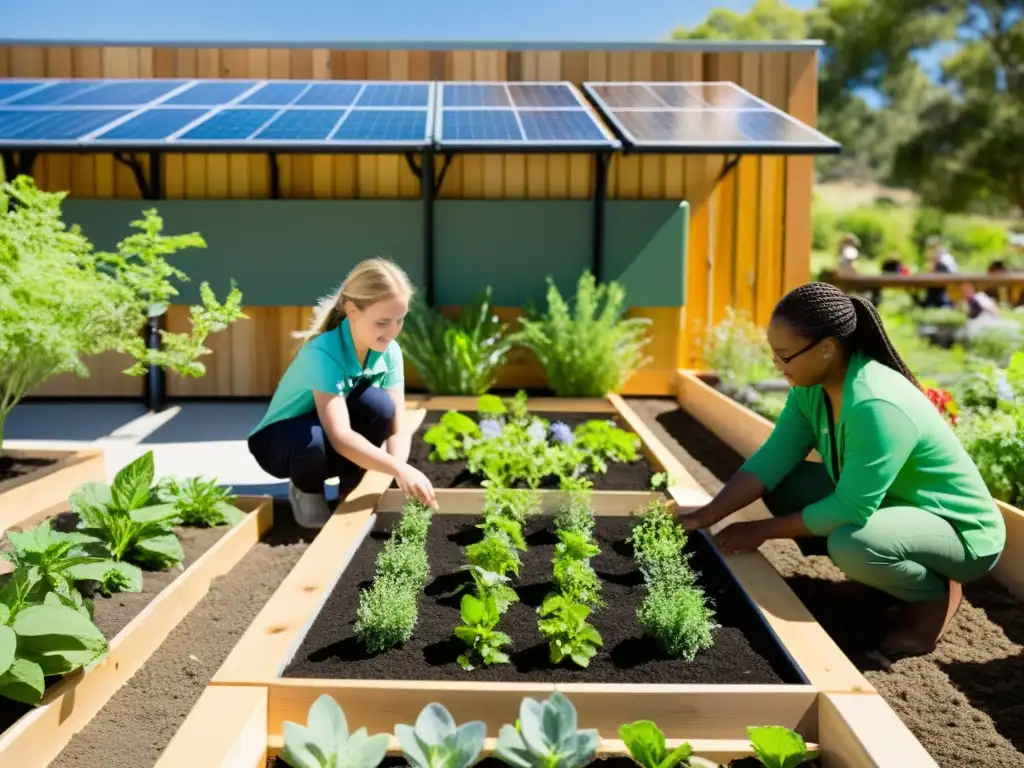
[
  {"left": 273, "top": 689, "right": 818, "bottom": 768},
  {"left": 0, "top": 449, "right": 246, "bottom": 715}
]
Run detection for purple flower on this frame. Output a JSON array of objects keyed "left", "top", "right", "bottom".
[
  {"left": 527, "top": 420, "right": 547, "bottom": 442},
  {"left": 550, "top": 422, "right": 574, "bottom": 445},
  {"left": 479, "top": 418, "right": 503, "bottom": 440}
]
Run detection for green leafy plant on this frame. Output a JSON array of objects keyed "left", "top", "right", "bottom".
[
  {"left": 465, "top": 531, "right": 522, "bottom": 580},
  {"left": 3, "top": 520, "right": 142, "bottom": 602},
  {"left": 69, "top": 451, "right": 185, "bottom": 570},
  {"left": 552, "top": 530, "right": 602, "bottom": 608},
  {"left": 400, "top": 286, "right": 515, "bottom": 395},
  {"left": 619, "top": 720, "right": 694, "bottom": 768},
  {"left": 0, "top": 178, "right": 244, "bottom": 451},
  {"left": 629, "top": 501, "right": 716, "bottom": 660},
  {"left": 494, "top": 691, "right": 600, "bottom": 768},
  {"left": 0, "top": 569, "right": 108, "bottom": 704},
  {"left": 698, "top": 307, "right": 775, "bottom": 407},
  {"left": 354, "top": 500, "right": 435, "bottom": 654},
  {"left": 747, "top": 726, "right": 819, "bottom": 768},
  {"left": 458, "top": 564, "right": 520, "bottom": 614},
  {"left": 537, "top": 594, "right": 603, "bottom": 668},
  {"left": 154, "top": 475, "right": 245, "bottom": 527},
  {"left": 571, "top": 419, "right": 641, "bottom": 472},
  {"left": 423, "top": 411, "right": 482, "bottom": 462},
  {"left": 553, "top": 486, "right": 595, "bottom": 539},
  {"left": 454, "top": 591, "right": 513, "bottom": 670},
  {"left": 396, "top": 702, "right": 486, "bottom": 768},
  {"left": 279, "top": 694, "right": 390, "bottom": 768},
  {"left": 954, "top": 405, "right": 1024, "bottom": 507},
  {"left": 512, "top": 271, "right": 652, "bottom": 397}
]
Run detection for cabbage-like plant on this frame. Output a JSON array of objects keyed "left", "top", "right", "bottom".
[{"left": 279, "top": 694, "right": 389, "bottom": 768}]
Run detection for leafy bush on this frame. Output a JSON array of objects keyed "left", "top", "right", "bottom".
[
  {"left": 811, "top": 200, "right": 839, "bottom": 252},
  {"left": 154, "top": 475, "right": 245, "bottom": 527},
  {"left": 354, "top": 499, "right": 435, "bottom": 654},
  {"left": 0, "top": 177, "right": 244, "bottom": 449},
  {"left": 699, "top": 307, "right": 775, "bottom": 402},
  {"left": 400, "top": 286, "right": 514, "bottom": 395},
  {"left": 943, "top": 216, "right": 1008, "bottom": 268},
  {"left": 513, "top": 271, "right": 651, "bottom": 397},
  {"left": 955, "top": 406, "right": 1024, "bottom": 507},
  {"left": 834, "top": 206, "right": 913, "bottom": 260}
]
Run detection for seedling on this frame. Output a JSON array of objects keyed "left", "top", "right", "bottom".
[
  {"left": 154, "top": 474, "right": 245, "bottom": 527},
  {"left": 279, "top": 694, "right": 390, "bottom": 768},
  {"left": 537, "top": 594, "right": 603, "bottom": 668},
  {"left": 619, "top": 720, "right": 694, "bottom": 768},
  {"left": 396, "top": 702, "right": 486, "bottom": 768},
  {"left": 455, "top": 592, "right": 512, "bottom": 670},
  {"left": 494, "top": 691, "right": 600, "bottom": 768},
  {"left": 747, "top": 726, "right": 819, "bottom": 768}
]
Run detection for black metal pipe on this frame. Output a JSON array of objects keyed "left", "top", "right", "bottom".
[
  {"left": 144, "top": 316, "right": 167, "bottom": 413},
  {"left": 422, "top": 150, "right": 436, "bottom": 307},
  {"left": 269, "top": 153, "right": 281, "bottom": 199},
  {"left": 592, "top": 152, "right": 610, "bottom": 282}
]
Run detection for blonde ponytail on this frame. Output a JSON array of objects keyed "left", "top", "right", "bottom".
[{"left": 294, "top": 257, "right": 415, "bottom": 343}]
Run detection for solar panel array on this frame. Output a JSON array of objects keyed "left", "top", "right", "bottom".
[
  {"left": 0, "top": 77, "right": 840, "bottom": 155},
  {"left": 582, "top": 82, "right": 841, "bottom": 154},
  {"left": 0, "top": 79, "right": 435, "bottom": 150},
  {"left": 433, "top": 82, "right": 619, "bottom": 150}
]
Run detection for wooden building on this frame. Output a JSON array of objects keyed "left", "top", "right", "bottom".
[{"left": 0, "top": 40, "right": 832, "bottom": 400}]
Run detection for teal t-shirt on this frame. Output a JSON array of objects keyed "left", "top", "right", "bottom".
[{"left": 249, "top": 317, "right": 404, "bottom": 436}]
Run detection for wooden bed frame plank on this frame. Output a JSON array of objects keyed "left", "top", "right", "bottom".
[
  {"left": 422, "top": 396, "right": 617, "bottom": 413},
  {"left": 819, "top": 693, "right": 939, "bottom": 768},
  {"left": 154, "top": 685, "right": 269, "bottom": 768},
  {"left": 993, "top": 499, "right": 1024, "bottom": 601},
  {"left": 0, "top": 495, "right": 274, "bottom": 768},
  {"left": 0, "top": 449, "right": 105, "bottom": 534}
]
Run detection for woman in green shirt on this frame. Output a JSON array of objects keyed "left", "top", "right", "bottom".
[{"left": 682, "top": 282, "right": 1005, "bottom": 655}]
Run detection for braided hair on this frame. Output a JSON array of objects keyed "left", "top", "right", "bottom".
[{"left": 772, "top": 282, "right": 921, "bottom": 390}]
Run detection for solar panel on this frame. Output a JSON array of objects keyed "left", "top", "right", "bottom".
[
  {"left": 582, "top": 81, "right": 840, "bottom": 154},
  {"left": 435, "top": 81, "right": 619, "bottom": 151},
  {"left": 0, "top": 78, "right": 436, "bottom": 150}
]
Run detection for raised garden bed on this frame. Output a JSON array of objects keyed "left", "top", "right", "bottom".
[
  {"left": 0, "top": 449, "right": 106, "bottom": 533},
  {"left": 154, "top": 683, "right": 937, "bottom": 768},
  {"left": 0, "top": 470, "right": 274, "bottom": 768},
  {"left": 674, "top": 369, "right": 1024, "bottom": 602}
]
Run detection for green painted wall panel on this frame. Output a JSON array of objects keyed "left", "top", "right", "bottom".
[
  {"left": 59, "top": 198, "right": 687, "bottom": 308},
  {"left": 61, "top": 199, "right": 425, "bottom": 306}
]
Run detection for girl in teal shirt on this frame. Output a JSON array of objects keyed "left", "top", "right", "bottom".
[
  {"left": 248, "top": 258, "right": 437, "bottom": 528},
  {"left": 683, "top": 282, "right": 1005, "bottom": 655}
]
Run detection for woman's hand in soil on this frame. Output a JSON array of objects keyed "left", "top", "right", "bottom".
[
  {"left": 678, "top": 506, "right": 716, "bottom": 532},
  {"left": 713, "top": 521, "right": 768, "bottom": 555},
  {"left": 396, "top": 463, "right": 439, "bottom": 509}
]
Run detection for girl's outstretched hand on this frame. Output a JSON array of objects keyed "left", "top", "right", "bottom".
[
  {"left": 678, "top": 505, "right": 716, "bottom": 533},
  {"left": 395, "top": 462, "right": 439, "bottom": 509}
]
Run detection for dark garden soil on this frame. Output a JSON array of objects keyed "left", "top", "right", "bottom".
[
  {"left": 282, "top": 513, "right": 801, "bottom": 685},
  {"left": 47, "top": 503, "right": 313, "bottom": 768},
  {"left": 629, "top": 397, "right": 1024, "bottom": 768},
  {"left": 0, "top": 452, "right": 59, "bottom": 484},
  {"left": 0, "top": 509, "right": 235, "bottom": 733},
  {"left": 407, "top": 411, "right": 656, "bottom": 490}
]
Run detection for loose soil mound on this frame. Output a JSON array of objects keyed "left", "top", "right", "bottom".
[
  {"left": 0, "top": 511, "right": 233, "bottom": 732},
  {"left": 408, "top": 411, "right": 656, "bottom": 490},
  {"left": 631, "top": 397, "right": 1024, "bottom": 768},
  {"left": 48, "top": 505, "right": 312, "bottom": 768},
  {"left": 283, "top": 512, "right": 798, "bottom": 685}
]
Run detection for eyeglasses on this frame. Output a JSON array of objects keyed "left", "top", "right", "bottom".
[{"left": 773, "top": 338, "right": 821, "bottom": 364}]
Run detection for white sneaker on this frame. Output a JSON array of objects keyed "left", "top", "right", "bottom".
[{"left": 288, "top": 481, "right": 332, "bottom": 528}]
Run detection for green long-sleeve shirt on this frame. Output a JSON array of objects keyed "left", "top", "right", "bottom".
[{"left": 741, "top": 351, "right": 1006, "bottom": 559}]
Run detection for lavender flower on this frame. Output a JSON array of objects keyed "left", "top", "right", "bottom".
[
  {"left": 526, "top": 420, "right": 547, "bottom": 442},
  {"left": 996, "top": 373, "right": 1015, "bottom": 404},
  {"left": 549, "top": 422, "right": 574, "bottom": 445},
  {"left": 479, "top": 418, "right": 503, "bottom": 440}
]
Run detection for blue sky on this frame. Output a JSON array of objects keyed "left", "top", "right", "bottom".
[{"left": 0, "top": 0, "right": 816, "bottom": 43}]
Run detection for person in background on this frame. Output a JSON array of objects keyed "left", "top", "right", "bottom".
[
  {"left": 919, "top": 235, "right": 958, "bottom": 308},
  {"left": 679, "top": 282, "right": 1005, "bottom": 656},
  {"left": 247, "top": 257, "right": 438, "bottom": 528},
  {"left": 835, "top": 233, "right": 861, "bottom": 277},
  {"left": 988, "top": 260, "right": 1024, "bottom": 307}
]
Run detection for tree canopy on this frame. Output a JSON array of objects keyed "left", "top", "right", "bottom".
[{"left": 671, "top": 0, "right": 1024, "bottom": 215}]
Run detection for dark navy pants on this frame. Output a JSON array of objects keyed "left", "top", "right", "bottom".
[{"left": 247, "top": 385, "right": 396, "bottom": 494}]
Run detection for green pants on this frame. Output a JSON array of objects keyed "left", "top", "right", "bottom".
[{"left": 763, "top": 462, "right": 1000, "bottom": 603}]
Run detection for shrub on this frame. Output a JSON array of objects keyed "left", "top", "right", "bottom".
[
  {"left": 943, "top": 216, "right": 1008, "bottom": 269},
  {"left": 400, "top": 286, "right": 514, "bottom": 395},
  {"left": 834, "top": 206, "right": 913, "bottom": 260},
  {"left": 0, "top": 177, "right": 244, "bottom": 450},
  {"left": 699, "top": 307, "right": 775, "bottom": 399},
  {"left": 512, "top": 271, "right": 652, "bottom": 397},
  {"left": 811, "top": 201, "right": 839, "bottom": 251},
  {"left": 955, "top": 406, "right": 1024, "bottom": 508}
]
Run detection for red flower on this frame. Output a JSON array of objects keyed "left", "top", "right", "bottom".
[{"left": 924, "top": 387, "right": 958, "bottom": 425}]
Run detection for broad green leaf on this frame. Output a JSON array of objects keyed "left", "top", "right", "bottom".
[
  {"left": 307, "top": 694, "right": 347, "bottom": 755},
  {"left": 13, "top": 603, "right": 108, "bottom": 674},
  {"left": 0, "top": 625, "right": 16, "bottom": 676},
  {"left": 0, "top": 658, "right": 46, "bottom": 704},
  {"left": 494, "top": 725, "right": 533, "bottom": 768},
  {"left": 454, "top": 720, "right": 486, "bottom": 767},
  {"left": 5, "top": 529, "right": 38, "bottom": 554},
  {"left": 351, "top": 731, "right": 389, "bottom": 768},
  {"left": 214, "top": 500, "right": 246, "bottom": 525},
  {"left": 69, "top": 482, "right": 113, "bottom": 518},
  {"left": 0, "top": 604, "right": 9, "bottom": 625},
  {"left": 620, "top": 720, "right": 665, "bottom": 768},
  {"left": 280, "top": 721, "right": 328, "bottom": 768},
  {"left": 67, "top": 560, "right": 144, "bottom": 593},
  {"left": 127, "top": 503, "right": 181, "bottom": 525},
  {"left": 133, "top": 531, "right": 184, "bottom": 570},
  {"left": 111, "top": 451, "right": 155, "bottom": 511},
  {"left": 748, "top": 726, "right": 811, "bottom": 768},
  {"left": 395, "top": 723, "right": 429, "bottom": 768},
  {"left": 459, "top": 594, "right": 486, "bottom": 626},
  {"left": 414, "top": 702, "right": 455, "bottom": 742},
  {"left": 518, "top": 698, "right": 550, "bottom": 756}
]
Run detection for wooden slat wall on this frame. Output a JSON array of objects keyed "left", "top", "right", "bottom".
[{"left": 2, "top": 45, "right": 820, "bottom": 395}]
